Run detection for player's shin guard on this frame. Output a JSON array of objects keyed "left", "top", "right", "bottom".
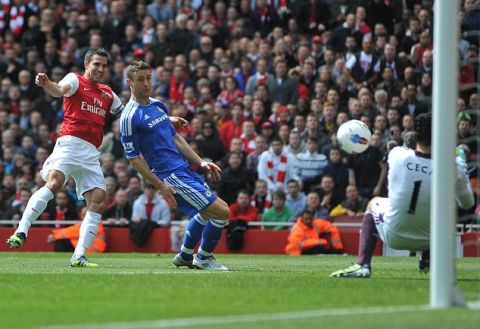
[
  {"left": 180, "top": 214, "right": 208, "bottom": 261},
  {"left": 73, "top": 211, "right": 101, "bottom": 259},
  {"left": 197, "top": 219, "right": 228, "bottom": 260},
  {"left": 357, "top": 213, "right": 378, "bottom": 266},
  {"left": 16, "top": 187, "right": 54, "bottom": 236}
]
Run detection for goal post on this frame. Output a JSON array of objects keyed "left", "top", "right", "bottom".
[{"left": 430, "top": 0, "right": 460, "bottom": 308}]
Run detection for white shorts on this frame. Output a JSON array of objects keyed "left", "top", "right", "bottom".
[
  {"left": 370, "top": 197, "right": 429, "bottom": 251},
  {"left": 41, "top": 136, "right": 105, "bottom": 200}
]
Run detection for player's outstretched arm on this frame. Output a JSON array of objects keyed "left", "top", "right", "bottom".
[
  {"left": 128, "top": 156, "right": 177, "bottom": 208},
  {"left": 35, "top": 73, "right": 71, "bottom": 97},
  {"left": 174, "top": 134, "right": 222, "bottom": 181}
]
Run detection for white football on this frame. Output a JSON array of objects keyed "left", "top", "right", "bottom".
[{"left": 337, "top": 120, "right": 372, "bottom": 154}]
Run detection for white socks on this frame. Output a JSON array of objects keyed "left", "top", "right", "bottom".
[
  {"left": 73, "top": 211, "right": 101, "bottom": 258},
  {"left": 16, "top": 187, "right": 54, "bottom": 236}
]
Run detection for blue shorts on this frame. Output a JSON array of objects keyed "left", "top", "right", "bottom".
[{"left": 161, "top": 167, "right": 217, "bottom": 218}]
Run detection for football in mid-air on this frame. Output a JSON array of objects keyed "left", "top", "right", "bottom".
[{"left": 337, "top": 120, "right": 372, "bottom": 154}]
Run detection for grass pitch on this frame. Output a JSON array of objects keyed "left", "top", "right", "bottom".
[{"left": 0, "top": 253, "right": 478, "bottom": 329}]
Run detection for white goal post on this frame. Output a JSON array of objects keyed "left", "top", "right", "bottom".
[{"left": 431, "top": 0, "right": 460, "bottom": 308}]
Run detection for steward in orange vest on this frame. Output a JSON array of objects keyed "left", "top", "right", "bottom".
[
  {"left": 48, "top": 223, "right": 106, "bottom": 253},
  {"left": 285, "top": 209, "right": 343, "bottom": 255}
]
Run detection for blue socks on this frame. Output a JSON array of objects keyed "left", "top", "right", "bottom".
[
  {"left": 179, "top": 215, "right": 228, "bottom": 261},
  {"left": 197, "top": 220, "right": 227, "bottom": 260},
  {"left": 179, "top": 214, "right": 208, "bottom": 261}
]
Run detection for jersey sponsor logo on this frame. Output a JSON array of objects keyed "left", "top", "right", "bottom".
[
  {"left": 122, "top": 142, "right": 134, "bottom": 153},
  {"left": 80, "top": 97, "right": 106, "bottom": 117},
  {"left": 147, "top": 114, "right": 168, "bottom": 128}
]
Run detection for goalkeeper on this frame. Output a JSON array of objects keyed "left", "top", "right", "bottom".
[{"left": 331, "top": 113, "right": 474, "bottom": 278}]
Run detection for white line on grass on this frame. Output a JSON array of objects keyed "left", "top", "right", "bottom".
[{"left": 42, "top": 305, "right": 432, "bottom": 329}]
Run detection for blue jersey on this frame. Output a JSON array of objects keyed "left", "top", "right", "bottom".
[{"left": 120, "top": 98, "right": 189, "bottom": 177}]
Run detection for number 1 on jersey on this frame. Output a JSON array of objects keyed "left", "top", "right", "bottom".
[{"left": 407, "top": 180, "right": 422, "bottom": 214}]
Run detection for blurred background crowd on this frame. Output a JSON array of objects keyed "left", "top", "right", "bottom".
[{"left": 0, "top": 0, "right": 478, "bottom": 232}]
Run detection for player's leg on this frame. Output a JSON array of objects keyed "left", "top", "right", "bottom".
[
  {"left": 167, "top": 170, "right": 229, "bottom": 270},
  {"left": 174, "top": 213, "right": 209, "bottom": 267},
  {"left": 419, "top": 249, "right": 430, "bottom": 273},
  {"left": 194, "top": 197, "right": 230, "bottom": 270},
  {"left": 7, "top": 170, "right": 65, "bottom": 248},
  {"left": 69, "top": 187, "right": 104, "bottom": 268},
  {"left": 330, "top": 197, "right": 387, "bottom": 278},
  {"left": 69, "top": 163, "right": 105, "bottom": 267}
]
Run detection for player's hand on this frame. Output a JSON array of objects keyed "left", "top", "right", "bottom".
[
  {"left": 35, "top": 73, "right": 50, "bottom": 88},
  {"left": 169, "top": 116, "right": 189, "bottom": 129},
  {"left": 200, "top": 161, "right": 222, "bottom": 182},
  {"left": 157, "top": 183, "right": 177, "bottom": 208}
]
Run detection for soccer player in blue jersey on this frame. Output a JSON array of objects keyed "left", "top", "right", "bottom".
[{"left": 120, "top": 61, "right": 231, "bottom": 271}]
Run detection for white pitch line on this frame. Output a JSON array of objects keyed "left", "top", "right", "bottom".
[{"left": 41, "top": 305, "right": 432, "bottom": 329}]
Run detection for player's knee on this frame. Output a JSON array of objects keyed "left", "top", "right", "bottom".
[
  {"left": 217, "top": 200, "right": 230, "bottom": 220},
  {"left": 45, "top": 171, "right": 66, "bottom": 193}
]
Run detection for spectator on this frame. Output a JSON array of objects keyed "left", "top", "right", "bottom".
[
  {"left": 196, "top": 120, "right": 226, "bottom": 164},
  {"left": 267, "top": 59, "right": 298, "bottom": 106},
  {"left": 250, "top": 179, "right": 270, "bottom": 215},
  {"left": 220, "top": 102, "right": 244, "bottom": 149},
  {"left": 345, "top": 37, "right": 379, "bottom": 90},
  {"left": 44, "top": 189, "right": 78, "bottom": 224},
  {"left": 262, "top": 190, "right": 294, "bottom": 230},
  {"left": 229, "top": 189, "right": 259, "bottom": 223},
  {"left": 131, "top": 183, "right": 170, "bottom": 227},
  {"left": 127, "top": 175, "right": 143, "bottom": 206},
  {"left": 457, "top": 113, "right": 478, "bottom": 153},
  {"left": 316, "top": 174, "right": 343, "bottom": 212},
  {"left": 103, "top": 189, "right": 132, "bottom": 226},
  {"left": 285, "top": 130, "right": 306, "bottom": 159},
  {"left": 330, "top": 184, "right": 368, "bottom": 217},
  {"left": 293, "top": 190, "right": 330, "bottom": 222},
  {"left": 285, "top": 209, "right": 344, "bottom": 255},
  {"left": 294, "top": 137, "right": 328, "bottom": 192},
  {"left": 285, "top": 179, "right": 307, "bottom": 221},
  {"left": 217, "top": 151, "right": 255, "bottom": 205},
  {"left": 4, "top": 187, "right": 32, "bottom": 222},
  {"left": 257, "top": 137, "right": 296, "bottom": 193},
  {"left": 397, "top": 82, "right": 429, "bottom": 119},
  {"left": 246, "top": 134, "right": 268, "bottom": 172}
]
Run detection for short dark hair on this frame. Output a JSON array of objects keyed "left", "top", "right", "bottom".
[
  {"left": 84, "top": 47, "right": 110, "bottom": 64},
  {"left": 126, "top": 60, "right": 151, "bottom": 80},
  {"left": 272, "top": 189, "right": 286, "bottom": 201},
  {"left": 414, "top": 112, "right": 432, "bottom": 147}
]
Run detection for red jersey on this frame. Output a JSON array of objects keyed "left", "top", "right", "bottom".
[{"left": 60, "top": 73, "right": 122, "bottom": 148}]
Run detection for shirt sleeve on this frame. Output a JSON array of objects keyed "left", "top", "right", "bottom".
[
  {"left": 110, "top": 92, "right": 125, "bottom": 115},
  {"left": 131, "top": 198, "right": 144, "bottom": 220},
  {"left": 60, "top": 73, "right": 79, "bottom": 97},
  {"left": 120, "top": 110, "right": 141, "bottom": 159},
  {"left": 345, "top": 56, "right": 357, "bottom": 70}
]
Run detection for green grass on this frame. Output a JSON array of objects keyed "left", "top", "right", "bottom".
[{"left": 0, "top": 253, "right": 479, "bottom": 329}]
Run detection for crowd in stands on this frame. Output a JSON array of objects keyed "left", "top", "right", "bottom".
[{"left": 0, "top": 0, "right": 479, "bottom": 242}]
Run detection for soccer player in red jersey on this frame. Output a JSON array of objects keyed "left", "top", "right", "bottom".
[{"left": 6, "top": 48, "right": 123, "bottom": 266}]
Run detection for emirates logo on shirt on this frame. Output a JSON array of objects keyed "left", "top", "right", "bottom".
[{"left": 80, "top": 97, "right": 106, "bottom": 117}]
